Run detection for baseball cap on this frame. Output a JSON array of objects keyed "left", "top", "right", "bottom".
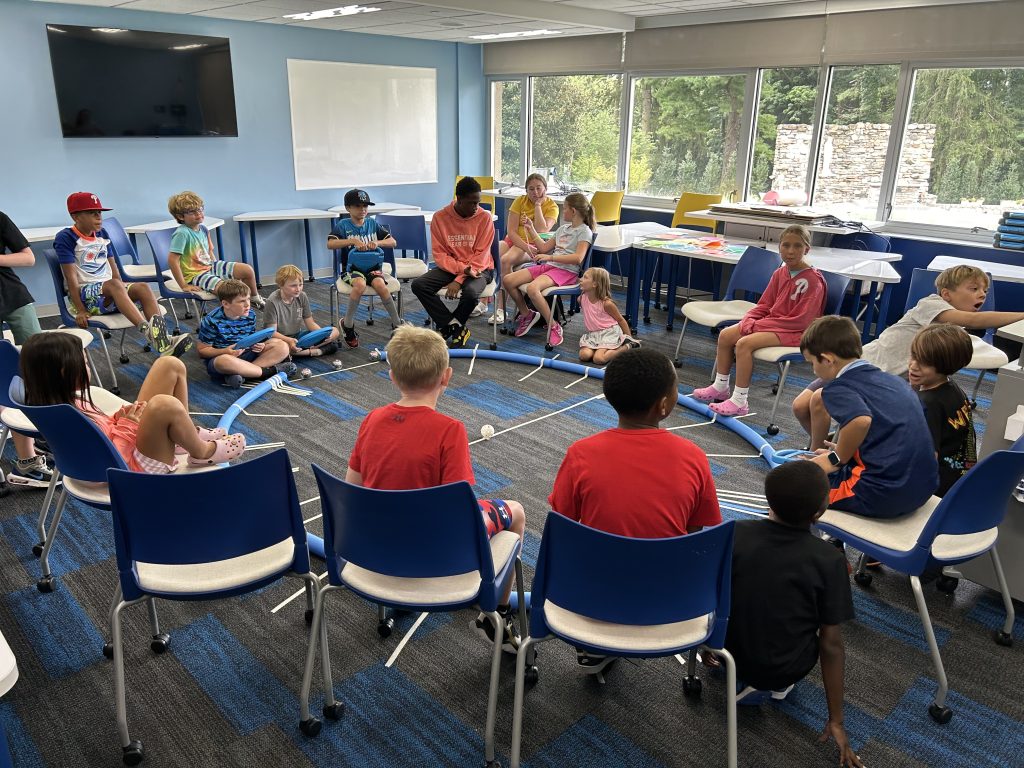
[
  {"left": 67, "top": 192, "right": 112, "bottom": 214},
  {"left": 343, "top": 189, "right": 374, "bottom": 207}
]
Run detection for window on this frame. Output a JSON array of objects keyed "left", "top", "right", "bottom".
[
  {"left": 628, "top": 74, "right": 747, "bottom": 199},
  {"left": 490, "top": 80, "right": 522, "bottom": 183},
  {"left": 812, "top": 64, "right": 901, "bottom": 221},
  {"left": 889, "top": 67, "right": 1024, "bottom": 232},
  {"left": 749, "top": 67, "right": 820, "bottom": 201},
  {"left": 530, "top": 74, "right": 622, "bottom": 191}
]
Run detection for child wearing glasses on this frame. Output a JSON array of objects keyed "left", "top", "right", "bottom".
[{"left": 167, "top": 190, "right": 263, "bottom": 309}]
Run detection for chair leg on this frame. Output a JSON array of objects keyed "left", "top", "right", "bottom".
[
  {"left": 111, "top": 596, "right": 145, "bottom": 764},
  {"left": 85, "top": 347, "right": 103, "bottom": 389},
  {"left": 483, "top": 609, "right": 504, "bottom": 767},
  {"left": 299, "top": 583, "right": 341, "bottom": 735},
  {"left": 715, "top": 646, "right": 738, "bottom": 768},
  {"left": 510, "top": 635, "right": 539, "bottom": 768},
  {"left": 166, "top": 299, "right": 182, "bottom": 334},
  {"left": 970, "top": 369, "right": 985, "bottom": 408},
  {"left": 673, "top": 318, "right": 689, "bottom": 366},
  {"left": 95, "top": 330, "right": 121, "bottom": 394},
  {"left": 989, "top": 546, "right": 1015, "bottom": 645},
  {"left": 613, "top": 253, "right": 626, "bottom": 288},
  {"left": 766, "top": 361, "right": 790, "bottom": 436},
  {"left": 909, "top": 575, "right": 952, "bottom": 722},
  {"left": 37, "top": 487, "right": 68, "bottom": 591},
  {"left": 34, "top": 468, "right": 61, "bottom": 556}
]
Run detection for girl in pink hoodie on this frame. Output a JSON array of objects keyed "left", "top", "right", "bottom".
[{"left": 691, "top": 225, "right": 826, "bottom": 417}]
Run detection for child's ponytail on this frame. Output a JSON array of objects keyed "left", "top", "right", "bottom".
[{"left": 564, "top": 193, "right": 597, "bottom": 232}]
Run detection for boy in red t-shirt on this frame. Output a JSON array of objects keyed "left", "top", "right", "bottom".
[
  {"left": 548, "top": 348, "right": 722, "bottom": 672},
  {"left": 347, "top": 325, "right": 526, "bottom": 651}
]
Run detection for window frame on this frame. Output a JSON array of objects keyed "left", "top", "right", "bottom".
[{"left": 486, "top": 76, "right": 528, "bottom": 184}]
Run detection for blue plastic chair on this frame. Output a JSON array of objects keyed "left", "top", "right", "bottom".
[
  {"left": 145, "top": 227, "right": 217, "bottom": 334},
  {"left": 104, "top": 217, "right": 160, "bottom": 285},
  {"left": 829, "top": 231, "right": 891, "bottom": 254},
  {"left": 903, "top": 268, "right": 1004, "bottom": 405},
  {"left": 106, "top": 449, "right": 324, "bottom": 765},
  {"left": 375, "top": 213, "right": 428, "bottom": 262},
  {"left": 539, "top": 240, "right": 595, "bottom": 351},
  {"left": 301, "top": 465, "right": 525, "bottom": 767},
  {"left": 751, "top": 270, "right": 853, "bottom": 434},
  {"left": 510, "top": 514, "right": 737, "bottom": 768},
  {"left": 330, "top": 242, "right": 402, "bottom": 329},
  {"left": 816, "top": 436, "right": 1024, "bottom": 725},
  {"left": 673, "top": 246, "right": 783, "bottom": 365}
]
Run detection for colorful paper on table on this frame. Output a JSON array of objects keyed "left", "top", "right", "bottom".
[
  {"left": 231, "top": 327, "right": 276, "bottom": 349},
  {"left": 633, "top": 232, "right": 747, "bottom": 258},
  {"left": 295, "top": 327, "right": 333, "bottom": 348}
]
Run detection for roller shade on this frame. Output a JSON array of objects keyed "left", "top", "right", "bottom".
[{"left": 483, "top": 33, "right": 623, "bottom": 75}]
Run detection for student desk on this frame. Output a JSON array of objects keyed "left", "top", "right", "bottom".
[
  {"left": 592, "top": 222, "right": 672, "bottom": 332},
  {"left": 928, "top": 255, "right": 1024, "bottom": 285},
  {"left": 20, "top": 226, "right": 64, "bottom": 244},
  {"left": 685, "top": 208, "right": 874, "bottom": 239},
  {"left": 124, "top": 216, "right": 226, "bottom": 256},
  {"left": 232, "top": 209, "right": 336, "bottom": 286},
  {"left": 326, "top": 202, "right": 421, "bottom": 218}
]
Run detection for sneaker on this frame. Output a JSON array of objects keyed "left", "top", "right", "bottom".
[
  {"left": 343, "top": 325, "right": 359, "bottom": 348},
  {"left": 447, "top": 324, "right": 470, "bottom": 349},
  {"left": 709, "top": 399, "right": 749, "bottom": 417},
  {"left": 736, "top": 686, "right": 773, "bottom": 706},
  {"left": 221, "top": 374, "right": 244, "bottom": 389},
  {"left": 163, "top": 333, "right": 193, "bottom": 358},
  {"left": 8, "top": 455, "right": 54, "bottom": 489},
  {"left": 690, "top": 384, "right": 730, "bottom": 403},
  {"left": 548, "top": 323, "right": 564, "bottom": 346},
  {"left": 576, "top": 650, "right": 617, "bottom": 675},
  {"left": 514, "top": 310, "right": 540, "bottom": 338},
  {"left": 623, "top": 335, "right": 642, "bottom": 349},
  {"left": 488, "top": 308, "right": 506, "bottom": 325},
  {"left": 275, "top": 362, "right": 298, "bottom": 377},
  {"left": 470, "top": 301, "right": 487, "bottom": 318},
  {"left": 319, "top": 341, "right": 339, "bottom": 356},
  {"left": 251, "top": 294, "right": 266, "bottom": 311},
  {"left": 472, "top": 612, "right": 519, "bottom": 655},
  {"left": 145, "top": 314, "right": 172, "bottom": 354},
  {"left": 770, "top": 684, "right": 795, "bottom": 701}
]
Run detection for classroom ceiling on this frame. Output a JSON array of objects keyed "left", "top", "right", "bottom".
[{"left": 32, "top": 0, "right": 1002, "bottom": 42}]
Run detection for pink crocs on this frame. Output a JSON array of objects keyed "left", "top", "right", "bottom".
[
  {"left": 709, "top": 399, "right": 749, "bottom": 417},
  {"left": 187, "top": 433, "right": 247, "bottom": 466},
  {"left": 690, "top": 385, "right": 729, "bottom": 403},
  {"left": 176, "top": 426, "right": 229, "bottom": 455}
]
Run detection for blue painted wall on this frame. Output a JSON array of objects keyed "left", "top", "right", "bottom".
[{"left": 0, "top": 0, "right": 485, "bottom": 309}]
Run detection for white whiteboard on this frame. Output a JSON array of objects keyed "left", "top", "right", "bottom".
[{"left": 287, "top": 59, "right": 438, "bottom": 191}]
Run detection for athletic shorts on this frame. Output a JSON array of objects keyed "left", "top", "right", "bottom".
[
  {"left": 478, "top": 499, "right": 513, "bottom": 538},
  {"left": 104, "top": 413, "right": 175, "bottom": 474},
  {"left": 189, "top": 260, "right": 237, "bottom": 292},
  {"left": 342, "top": 265, "right": 384, "bottom": 285},
  {"left": 205, "top": 349, "right": 259, "bottom": 379},
  {"left": 525, "top": 263, "right": 578, "bottom": 287},
  {"left": 76, "top": 281, "right": 120, "bottom": 316},
  {"left": 805, "top": 378, "right": 825, "bottom": 393}
]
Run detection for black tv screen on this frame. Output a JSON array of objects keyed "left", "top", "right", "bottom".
[{"left": 46, "top": 24, "right": 238, "bottom": 138}]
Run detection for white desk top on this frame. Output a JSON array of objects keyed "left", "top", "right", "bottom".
[
  {"left": 483, "top": 187, "right": 589, "bottom": 204},
  {"left": 21, "top": 226, "right": 64, "bottom": 243},
  {"left": 929, "top": 255, "right": 1024, "bottom": 285},
  {"left": 233, "top": 208, "right": 337, "bottom": 222},
  {"left": 0, "top": 627, "right": 18, "bottom": 698},
  {"left": 124, "top": 217, "right": 225, "bottom": 234},
  {"left": 593, "top": 222, "right": 672, "bottom": 252},
  {"left": 377, "top": 209, "right": 434, "bottom": 223},
  {"left": 687, "top": 209, "right": 875, "bottom": 236},
  {"left": 997, "top": 318, "right": 1024, "bottom": 344},
  {"left": 326, "top": 202, "right": 421, "bottom": 215}
]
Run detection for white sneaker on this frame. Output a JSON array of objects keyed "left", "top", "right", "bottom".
[
  {"left": 470, "top": 301, "right": 487, "bottom": 318},
  {"left": 487, "top": 308, "right": 506, "bottom": 325}
]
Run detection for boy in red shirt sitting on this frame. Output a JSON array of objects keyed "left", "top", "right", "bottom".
[
  {"left": 549, "top": 348, "right": 722, "bottom": 671},
  {"left": 346, "top": 325, "right": 526, "bottom": 650}
]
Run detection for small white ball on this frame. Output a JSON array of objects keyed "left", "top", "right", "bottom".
[
  {"left": 331, "top": 359, "right": 344, "bottom": 369},
  {"left": 369, "top": 349, "right": 382, "bottom": 361},
  {"left": 300, "top": 368, "right": 312, "bottom": 380},
  {"left": 480, "top": 424, "right": 495, "bottom": 440}
]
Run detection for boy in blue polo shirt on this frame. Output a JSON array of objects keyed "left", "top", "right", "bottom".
[{"left": 800, "top": 316, "right": 937, "bottom": 518}]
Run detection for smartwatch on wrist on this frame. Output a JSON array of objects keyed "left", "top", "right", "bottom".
[{"left": 826, "top": 450, "right": 842, "bottom": 467}]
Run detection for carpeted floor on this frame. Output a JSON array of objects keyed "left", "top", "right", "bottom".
[{"left": 0, "top": 279, "right": 1021, "bottom": 768}]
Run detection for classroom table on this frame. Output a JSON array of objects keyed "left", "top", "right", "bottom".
[
  {"left": 232, "top": 209, "right": 337, "bottom": 286},
  {"left": 20, "top": 226, "right": 64, "bottom": 244},
  {"left": 124, "top": 216, "right": 227, "bottom": 257},
  {"left": 326, "top": 201, "right": 422, "bottom": 217},
  {"left": 632, "top": 231, "right": 902, "bottom": 340},
  {"left": 592, "top": 222, "right": 672, "bottom": 332},
  {"left": 928, "top": 255, "right": 1024, "bottom": 284},
  {"left": 686, "top": 208, "right": 874, "bottom": 238}
]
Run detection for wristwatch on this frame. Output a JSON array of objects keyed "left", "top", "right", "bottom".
[{"left": 826, "top": 450, "right": 842, "bottom": 467}]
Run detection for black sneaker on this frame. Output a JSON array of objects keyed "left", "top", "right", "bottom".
[
  {"left": 221, "top": 374, "right": 244, "bottom": 389},
  {"left": 343, "top": 324, "right": 359, "bottom": 348},
  {"left": 144, "top": 314, "right": 172, "bottom": 354},
  {"left": 576, "top": 650, "right": 617, "bottom": 675},
  {"left": 472, "top": 612, "right": 519, "bottom": 654},
  {"left": 164, "top": 333, "right": 193, "bottom": 358},
  {"left": 274, "top": 362, "right": 298, "bottom": 377},
  {"left": 447, "top": 324, "right": 470, "bottom": 349},
  {"left": 8, "top": 455, "right": 54, "bottom": 489},
  {"left": 319, "top": 341, "right": 339, "bottom": 356}
]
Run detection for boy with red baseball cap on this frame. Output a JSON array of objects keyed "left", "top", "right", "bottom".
[{"left": 54, "top": 192, "right": 191, "bottom": 357}]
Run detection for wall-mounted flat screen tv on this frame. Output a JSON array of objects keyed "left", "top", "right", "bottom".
[{"left": 46, "top": 24, "right": 238, "bottom": 138}]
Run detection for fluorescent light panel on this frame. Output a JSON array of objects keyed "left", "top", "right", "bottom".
[
  {"left": 470, "top": 29, "right": 562, "bottom": 40},
  {"left": 284, "top": 5, "right": 381, "bottom": 21}
]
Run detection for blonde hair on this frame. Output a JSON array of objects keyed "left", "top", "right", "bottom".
[
  {"left": 935, "top": 265, "right": 989, "bottom": 293},
  {"left": 564, "top": 192, "right": 596, "bottom": 232},
  {"left": 524, "top": 173, "right": 548, "bottom": 189},
  {"left": 386, "top": 326, "right": 449, "bottom": 391},
  {"left": 780, "top": 224, "right": 811, "bottom": 249},
  {"left": 275, "top": 265, "right": 303, "bottom": 287},
  {"left": 167, "top": 190, "right": 204, "bottom": 222},
  {"left": 584, "top": 267, "right": 612, "bottom": 301}
]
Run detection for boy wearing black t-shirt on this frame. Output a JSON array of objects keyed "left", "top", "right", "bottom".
[{"left": 726, "top": 461, "right": 862, "bottom": 768}]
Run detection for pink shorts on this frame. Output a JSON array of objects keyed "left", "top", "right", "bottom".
[
  {"left": 105, "top": 415, "right": 175, "bottom": 475},
  {"left": 524, "top": 263, "right": 578, "bottom": 287}
]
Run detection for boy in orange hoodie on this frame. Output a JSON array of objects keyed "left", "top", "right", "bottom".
[{"left": 411, "top": 176, "right": 495, "bottom": 348}]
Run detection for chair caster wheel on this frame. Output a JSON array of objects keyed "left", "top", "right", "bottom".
[
  {"left": 683, "top": 676, "right": 702, "bottom": 699},
  {"left": 771, "top": 385, "right": 778, "bottom": 395},
  {"left": 122, "top": 740, "right": 144, "bottom": 765},
  {"left": 299, "top": 717, "right": 322, "bottom": 737},
  {"left": 323, "top": 702, "right": 345, "bottom": 720},
  {"left": 993, "top": 630, "right": 1013, "bottom": 647},
  {"left": 111, "top": 387, "right": 121, "bottom": 396},
  {"left": 183, "top": 312, "right": 194, "bottom": 320},
  {"left": 422, "top": 318, "right": 431, "bottom": 326},
  {"left": 119, "top": 355, "right": 130, "bottom": 364},
  {"left": 142, "top": 344, "right": 152, "bottom": 353},
  {"left": 485, "top": 761, "right": 502, "bottom": 768},
  {"left": 32, "top": 542, "right": 44, "bottom": 557},
  {"left": 853, "top": 572, "right": 873, "bottom": 588},
  {"left": 150, "top": 634, "right": 170, "bottom": 654},
  {"left": 499, "top": 328, "right": 509, "bottom": 336},
  {"left": 970, "top": 400, "right": 977, "bottom": 410},
  {"left": 0, "top": 483, "right": 8, "bottom": 499},
  {"left": 377, "top": 617, "right": 395, "bottom": 639},
  {"left": 710, "top": 327, "right": 720, "bottom": 336},
  {"left": 304, "top": 608, "right": 314, "bottom": 626},
  {"left": 366, "top": 319, "right": 374, "bottom": 326},
  {"left": 544, "top": 344, "right": 553, "bottom": 352},
  {"left": 766, "top": 424, "right": 780, "bottom": 436},
  {"left": 936, "top": 575, "right": 959, "bottom": 595},
  {"left": 104, "top": 331, "right": 112, "bottom": 339},
  {"left": 928, "top": 703, "right": 952, "bottom": 724},
  {"left": 37, "top": 576, "right": 55, "bottom": 593},
  {"left": 103, "top": 641, "right": 114, "bottom": 660},
  {"left": 524, "top": 665, "right": 539, "bottom": 686},
  {"left": 673, "top": 358, "right": 682, "bottom": 369},
  {"left": 489, "top": 344, "right": 497, "bottom": 351}
]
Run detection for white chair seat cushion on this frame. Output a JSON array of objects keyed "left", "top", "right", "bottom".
[
  {"left": 335, "top": 274, "right": 401, "bottom": 296},
  {"left": 681, "top": 300, "right": 756, "bottom": 327},
  {"left": 932, "top": 529, "right": 999, "bottom": 560},
  {"left": 753, "top": 345, "right": 802, "bottom": 363},
  {"left": 541, "top": 283, "right": 580, "bottom": 297},
  {"left": 158, "top": 270, "right": 216, "bottom": 300},
  {"left": 135, "top": 537, "right": 296, "bottom": 594},
  {"left": 436, "top": 280, "right": 498, "bottom": 301},
  {"left": 88, "top": 387, "right": 130, "bottom": 415},
  {"left": 0, "top": 627, "right": 18, "bottom": 698},
  {"left": 3, "top": 328, "right": 93, "bottom": 350},
  {"left": 63, "top": 460, "right": 216, "bottom": 505},
  {"left": 969, "top": 337, "right": 1008, "bottom": 370},
  {"left": 0, "top": 408, "right": 35, "bottom": 434},
  {"left": 341, "top": 529, "right": 520, "bottom": 606},
  {"left": 394, "top": 258, "right": 428, "bottom": 280},
  {"left": 123, "top": 264, "right": 159, "bottom": 280},
  {"left": 0, "top": 386, "right": 122, "bottom": 435},
  {"left": 87, "top": 305, "right": 167, "bottom": 331},
  {"left": 544, "top": 601, "right": 711, "bottom": 654}
]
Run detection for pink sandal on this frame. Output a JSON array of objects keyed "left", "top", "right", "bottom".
[
  {"left": 690, "top": 385, "right": 729, "bottom": 403},
  {"left": 175, "top": 426, "right": 228, "bottom": 455},
  {"left": 187, "top": 433, "right": 247, "bottom": 466},
  {"left": 709, "top": 399, "right": 749, "bottom": 417}
]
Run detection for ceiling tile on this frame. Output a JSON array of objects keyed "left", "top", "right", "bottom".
[{"left": 115, "top": 0, "right": 238, "bottom": 11}]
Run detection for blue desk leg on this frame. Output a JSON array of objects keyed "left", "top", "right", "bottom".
[
  {"left": 875, "top": 284, "right": 893, "bottom": 335},
  {"left": 302, "top": 219, "right": 315, "bottom": 282},
  {"left": 849, "top": 280, "right": 863, "bottom": 331},
  {"left": 237, "top": 222, "right": 249, "bottom": 265},
  {"left": 128, "top": 233, "right": 138, "bottom": 251},
  {"left": 625, "top": 247, "right": 642, "bottom": 333},
  {"left": 860, "top": 282, "right": 882, "bottom": 341},
  {"left": 214, "top": 227, "right": 224, "bottom": 259},
  {"left": 248, "top": 222, "right": 261, "bottom": 288},
  {"left": 665, "top": 254, "right": 681, "bottom": 331},
  {"left": 643, "top": 249, "right": 658, "bottom": 324}
]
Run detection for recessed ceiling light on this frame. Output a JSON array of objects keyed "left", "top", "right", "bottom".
[
  {"left": 46, "top": 25, "right": 67, "bottom": 33},
  {"left": 284, "top": 5, "right": 381, "bottom": 21},
  {"left": 171, "top": 43, "right": 207, "bottom": 50},
  {"left": 91, "top": 27, "right": 127, "bottom": 34},
  {"left": 470, "top": 29, "right": 561, "bottom": 40}
]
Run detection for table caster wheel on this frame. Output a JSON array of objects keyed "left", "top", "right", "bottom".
[
  {"left": 767, "top": 424, "right": 780, "bottom": 436},
  {"left": 122, "top": 740, "right": 144, "bottom": 766},
  {"left": 32, "top": 542, "right": 44, "bottom": 557},
  {"left": 993, "top": 630, "right": 1013, "bottom": 647},
  {"left": 928, "top": 703, "right": 952, "bottom": 724},
  {"left": 683, "top": 675, "right": 702, "bottom": 699},
  {"left": 524, "top": 665, "right": 539, "bottom": 686},
  {"left": 119, "top": 355, "right": 130, "bottom": 364},
  {"left": 853, "top": 572, "right": 873, "bottom": 588},
  {"left": 150, "top": 634, "right": 170, "bottom": 654},
  {"left": 37, "top": 576, "right": 55, "bottom": 593},
  {"left": 103, "top": 641, "right": 114, "bottom": 660},
  {"left": 324, "top": 702, "right": 344, "bottom": 720},
  {"left": 299, "top": 717, "right": 321, "bottom": 737}
]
